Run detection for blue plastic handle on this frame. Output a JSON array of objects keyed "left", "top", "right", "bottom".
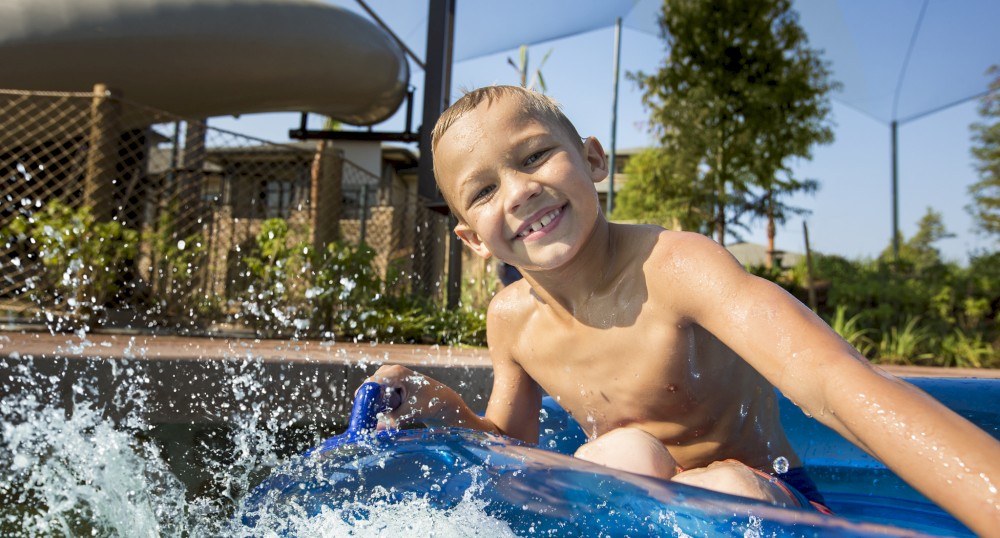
[
  {"left": 347, "top": 381, "right": 402, "bottom": 434},
  {"left": 309, "top": 382, "right": 402, "bottom": 454}
]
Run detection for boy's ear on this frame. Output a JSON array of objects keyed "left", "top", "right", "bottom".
[
  {"left": 583, "top": 137, "right": 609, "bottom": 183},
  {"left": 454, "top": 222, "right": 492, "bottom": 259}
]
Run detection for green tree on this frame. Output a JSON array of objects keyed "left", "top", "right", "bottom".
[
  {"left": 611, "top": 147, "right": 713, "bottom": 232},
  {"left": 968, "top": 65, "right": 1000, "bottom": 242},
  {"left": 880, "top": 207, "right": 954, "bottom": 272},
  {"left": 630, "top": 0, "right": 837, "bottom": 254}
]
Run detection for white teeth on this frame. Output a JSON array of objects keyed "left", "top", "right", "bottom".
[{"left": 519, "top": 208, "right": 561, "bottom": 238}]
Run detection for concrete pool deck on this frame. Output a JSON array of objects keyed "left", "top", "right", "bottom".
[
  {"left": 1, "top": 329, "right": 998, "bottom": 428},
  {"left": 0, "top": 330, "right": 493, "bottom": 427}
]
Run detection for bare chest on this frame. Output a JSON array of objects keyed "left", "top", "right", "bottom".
[{"left": 513, "top": 313, "right": 729, "bottom": 439}]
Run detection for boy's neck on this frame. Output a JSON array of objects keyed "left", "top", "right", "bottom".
[{"left": 518, "top": 215, "right": 624, "bottom": 318}]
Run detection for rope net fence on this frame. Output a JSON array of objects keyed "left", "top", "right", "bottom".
[{"left": 1, "top": 88, "right": 456, "bottom": 337}]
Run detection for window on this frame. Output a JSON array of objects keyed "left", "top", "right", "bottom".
[
  {"left": 264, "top": 180, "right": 297, "bottom": 219},
  {"left": 342, "top": 183, "right": 378, "bottom": 219},
  {"left": 229, "top": 176, "right": 307, "bottom": 219}
]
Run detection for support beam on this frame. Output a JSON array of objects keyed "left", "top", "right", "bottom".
[
  {"left": 891, "top": 120, "right": 899, "bottom": 262},
  {"left": 416, "top": 0, "right": 456, "bottom": 300},
  {"left": 417, "top": 0, "right": 454, "bottom": 208},
  {"left": 606, "top": 17, "right": 622, "bottom": 217}
]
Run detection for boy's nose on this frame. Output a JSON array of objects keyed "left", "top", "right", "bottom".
[{"left": 504, "top": 174, "right": 542, "bottom": 214}]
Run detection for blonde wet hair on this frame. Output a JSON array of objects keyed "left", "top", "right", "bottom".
[
  {"left": 431, "top": 85, "right": 582, "bottom": 153},
  {"left": 430, "top": 85, "right": 584, "bottom": 216}
]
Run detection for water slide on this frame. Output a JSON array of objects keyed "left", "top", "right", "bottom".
[{"left": 0, "top": 0, "right": 409, "bottom": 125}]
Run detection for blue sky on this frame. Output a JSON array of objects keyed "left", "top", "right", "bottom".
[{"left": 211, "top": 1, "right": 994, "bottom": 264}]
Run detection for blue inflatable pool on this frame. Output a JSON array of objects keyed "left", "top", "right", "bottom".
[{"left": 239, "top": 378, "right": 998, "bottom": 536}]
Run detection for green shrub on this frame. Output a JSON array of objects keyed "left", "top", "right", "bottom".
[
  {"left": 237, "top": 218, "right": 486, "bottom": 345},
  {"left": 938, "top": 329, "right": 996, "bottom": 368},
  {"left": 873, "top": 316, "right": 935, "bottom": 365},
  {"left": 828, "top": 305, "right": 876, "bottom": 358},
  {"left": 142, "top": 203, "right": 215, "bottom": 328},
  {"left": 5, "top": 201, "right": 138, "bottom": 324},
  {"left": 791, "top": 252, "right": 999, "bottom": 367}
]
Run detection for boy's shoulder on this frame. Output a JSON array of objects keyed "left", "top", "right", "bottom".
[
  {"left": 619, "top": 225, "right": 729, "bottom": 267},
  {"left": 623, "top": 226, "right": 746, "bottom": 303},
  {"left": 486, "top": 279, "right": 535, "bottom": 323}
]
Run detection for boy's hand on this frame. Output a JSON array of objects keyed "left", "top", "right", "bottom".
[{"left": 363, "top": 364, "right": 454, "bottom": 429}]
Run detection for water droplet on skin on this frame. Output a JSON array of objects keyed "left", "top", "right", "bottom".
[
  {"left": 977, "top": 472, "right": 996, "bottom": 491},
  {"left": 772, "top": 456, "right": 789, "bottom": 474}
]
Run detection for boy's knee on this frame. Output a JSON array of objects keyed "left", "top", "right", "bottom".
[
  {"left": 672, "top": 460, "right": 794, "bottom": 507},
  {"left": 574, "top": 427, "right": 676, "bottom": 480},
  {"left": 673, "top": 460, "right": 753, "bottom": 487}
]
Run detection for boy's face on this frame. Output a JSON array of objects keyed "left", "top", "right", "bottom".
[{"left": 434, "top": 96, "right": 608, "bottom": 272}]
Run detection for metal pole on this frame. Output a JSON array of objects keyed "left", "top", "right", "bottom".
[
  {"left": 891, "top": 120, "right": 899, "bottom": 263},
  {"left": 441, "top": 1, "right": 463, "bottom": 309},
  {"left": 416, "top": 0, "right": 456, "bottom": 300},
  {"left": 359, "top": 183, "right": 368, "bottom": 245},
  {"left": 606, "top": 17, "right": 622, "bottom": 216},
  {"left": 417, "top": 0, "right": 453, "bottom": 205}
]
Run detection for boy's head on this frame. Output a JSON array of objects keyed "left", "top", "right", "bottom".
[
  {"left": 432, "top": 86, "right": 583, "bottom": 156},
  {"left": 431, "top": 86, "right": 585, "bottom": 216},
  {"left": 429, "top": 85, "right": 609, "bottom": 269}
]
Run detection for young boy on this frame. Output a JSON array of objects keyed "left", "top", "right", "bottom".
[{"left": 365, "top": 85, "right": 1000, "bottom": 534}]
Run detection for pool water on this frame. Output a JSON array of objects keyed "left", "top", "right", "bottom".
[
  {"left": 240, "top": 379, "right": 999, "bottom": 537},
  {"left": 1, "top": 337, "right": 996, "bottom": 538}
]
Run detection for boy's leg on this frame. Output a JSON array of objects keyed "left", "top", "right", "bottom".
[
  {"left": 671, "top": 460, "right": 801, "bottom": 508},
  {"left": 574, "top": 429, "right": 806, "bottom": 509},
  {"left": 574, "top": 427, "right": 678, "bottom": 481}
]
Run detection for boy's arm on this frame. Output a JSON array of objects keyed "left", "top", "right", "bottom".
[
  {"left": 365, "top": 292, "right": 543, "bottom": 443},
  {"left": 481, "top": 298, "right": 544, "bottom": 442},
  {"left": 664, "top": 233, "right": 1000, "bottom": 535},
  {"left": 364, "top": 363, "right": 491, "bottom": 430}
]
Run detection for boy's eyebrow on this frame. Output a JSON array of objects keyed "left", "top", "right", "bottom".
[
  {"left": 509, "top": 126, "right": 555, "bottom": 148},
  {"left": 452, "top": 162, "right": 495, "bottom": 206},
  {"left": 451, "top": 128, "right": 559, "bottom": 204}
]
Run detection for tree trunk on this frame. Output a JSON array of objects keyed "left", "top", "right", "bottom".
[
  {"left": 715, "top": 148, "right": 726, "bottom": 245},
  {"left": 310, "top": 139, "right": 341, "bottom": 250},
  {"left": 766, "top": 190, "right": 776, "bottom": 269},
  {"left": 716, "top": 194, "right": 726, "bottom": 245}
]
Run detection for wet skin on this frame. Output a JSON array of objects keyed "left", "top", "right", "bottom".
[
  {"left": 430, "top": 95, "right": 801, "bottom": 471},
  {"left": 372, "top": 92, "right": 1000, "bottom": 535},
  {"left": 488, "top": 226, "right": 801, "bottom": 472}
]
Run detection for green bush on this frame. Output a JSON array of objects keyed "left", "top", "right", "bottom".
[
  {"left": 756, "top": 252, "right": 999, "bottom": 368},
  {"left": 142, "top": 203, "right": 216, "bottom": 329},
  {"left": 237, "top": 218, "right": 486, "bottom": 346},
  {"left": 5, "top": 201, "right": 138, "bottom": 324}
]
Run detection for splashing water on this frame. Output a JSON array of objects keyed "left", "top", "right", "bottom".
[
  {"left": 241, "top": 484, "right": 517, "bottom": 537},
  {"left": 0, "top": 336, "right": 516, "bottom": 537},
  {"left": 772, "top": 456, "right": 789, "bottom": 474},
  {"left": 0, "top": 395, "right": 189, "bottom": 536}
]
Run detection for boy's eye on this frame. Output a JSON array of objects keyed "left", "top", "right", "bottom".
[
  {"left": 471, "top": 184, "right": 496, "bottom": 204},
  {"left": 523, "top": 149, "right": 550, "bottom": 167}
]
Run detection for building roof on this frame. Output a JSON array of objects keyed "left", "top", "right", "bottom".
[{"left": 727, "top": 242, "right": 804, "bottom": 269}]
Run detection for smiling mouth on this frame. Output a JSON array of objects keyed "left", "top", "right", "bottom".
[{"left": 517, "top": 207, "right": 562, "bottom": 238}]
